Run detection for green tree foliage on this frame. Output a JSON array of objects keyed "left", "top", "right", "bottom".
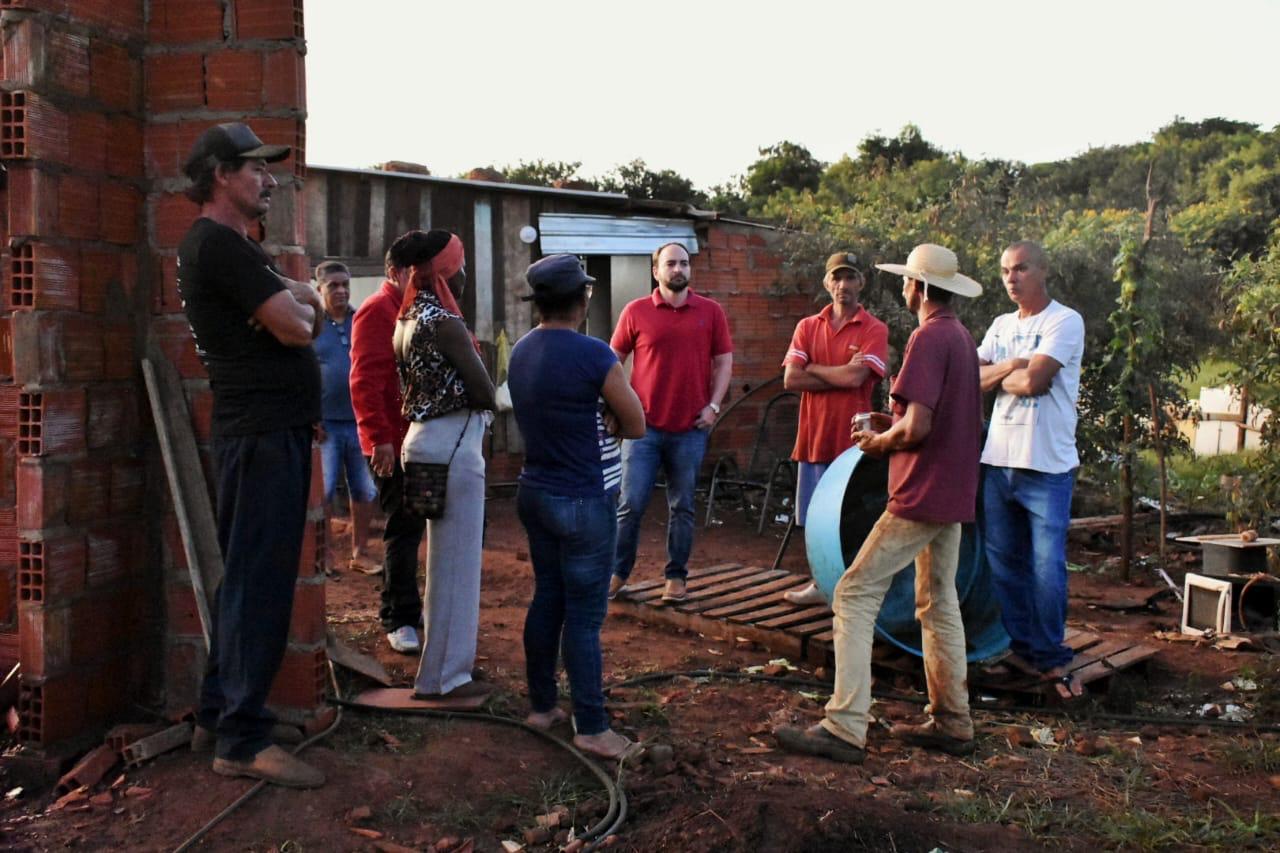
[
  {"left": 760, "top": 123, "right": 1237, "bottom": 486},
  {"left": 857, "top": 124, "right": 944, "bottom": 171},
  {"left": 1170, "top": 128, "right": 1280, "bottom": 263},
  {"left": 743, "top": 141, "right": 824, "bottom": 210},
  {"left": 502, "top": 159, "right": 594, "bottom": 189},
  {"left": 486, "top": 118, "right": 1277, "bottom": 525},
  {"left": 597, "top": 158, "right": 707, "bottom": 207},
  {"left": 1221, "top": 247, "right": 1280, "bottom": 526}
]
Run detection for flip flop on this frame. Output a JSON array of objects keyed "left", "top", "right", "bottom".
[
  {"left": 1048, "top": 671, "right": 1086, "bottom": 701},
  {"left": 573, "top": 732, "right": 644, "bottom": 762},
  {"left": 526, "top": 708, "right": 569, "bottom": 731}
]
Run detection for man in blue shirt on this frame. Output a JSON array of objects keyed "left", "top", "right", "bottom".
[{"left": 313, "top": 261, "right": 378, "bottom": 570}]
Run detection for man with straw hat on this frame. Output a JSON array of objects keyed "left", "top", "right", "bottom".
[{"left": 776, "top": 243, "right": 983, "bottom": 763}]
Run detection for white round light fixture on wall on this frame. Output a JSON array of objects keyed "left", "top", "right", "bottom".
[{"left": 518, "top": 225, "right": 538, "bottom": 244}]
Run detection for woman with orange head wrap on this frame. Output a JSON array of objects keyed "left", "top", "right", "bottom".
[{"left": 393, "top": 230, "right": 496, "bottom": 700}]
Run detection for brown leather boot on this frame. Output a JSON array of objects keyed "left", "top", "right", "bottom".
[{"left": 889, "top": 719, "right": 975, "bottom": 756}]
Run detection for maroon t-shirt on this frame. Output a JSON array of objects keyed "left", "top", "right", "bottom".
[{"left": 886, "top": 308, "right": 982, "bottom": 524}]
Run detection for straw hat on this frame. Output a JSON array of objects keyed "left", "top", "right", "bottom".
[{"left": 874, "top": 244, "right": 982, "bottom": 298}]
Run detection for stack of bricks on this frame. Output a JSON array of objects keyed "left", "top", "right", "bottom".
[
  {"left": 142, "top": 0, "right": 326, "bottom": 727},
  {"left": 0, "top": 0, "right": 325, "bottom": 762}
]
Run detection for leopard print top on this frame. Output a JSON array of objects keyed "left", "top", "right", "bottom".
[{"left": 395, "top": 291, "right": 469, "bottom": 422}]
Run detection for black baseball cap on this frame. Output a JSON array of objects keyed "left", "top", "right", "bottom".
[
  {"left": 521, "top": 254, "right": 595, "bottom": 301},
  {"left": 183, "top": 122, "right": 290, "bottom": 180}
]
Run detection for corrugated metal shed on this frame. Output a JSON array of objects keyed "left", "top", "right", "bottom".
[{"left": 537, "top": 213, "right": 700, "bottom": 256}]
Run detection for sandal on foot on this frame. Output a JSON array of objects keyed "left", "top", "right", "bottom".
[
  {"left": 526, "top": 708, "right": 569, "bottom": 731},
  {"left": 1048, "top": 670, "right": 1085, "bottom": 701},
  {"left": 573, "top": 730, "right": 643, "bottom": 761}
]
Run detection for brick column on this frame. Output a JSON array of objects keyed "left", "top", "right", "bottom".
[
  {"left": 0, "top": 1, "right": 150, "bottom": 754},
  {"left": 0, "top": 0, "right": 324, "bottom": 763},
  {"left": 142, "top": 0, "right": 325, "bottom": 727}
]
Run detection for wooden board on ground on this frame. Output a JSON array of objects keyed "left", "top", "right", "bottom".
[
  {"left": 353, "top": 687, "right": 488, "bottom": 711},
  {"left": 326, "top": 631, "right": 393, "bottom": 686},
  {"left": 702, "top": 586, "right": 812, "bottom": 620},
  {"left": 609, "top": 566, "right": 812, "bottom": 660},
  {"left": 679, "top": 569, "right": 786, "bottom": 604},
  {"left": 682, "top": 573, "right": 804, "bottom": 615},
  {"left": 626, "top": 565, "right": 760, "bottom": 604},
  {"left": 621, "top": 563, "right": 744, "bottom": 596},
  {"left": 610, "top": 562, "right": 1163, "bottom": 703}
]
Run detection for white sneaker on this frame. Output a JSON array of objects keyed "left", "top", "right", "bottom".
[
  {"left": 783, "top": 583, "right": 827, "bottom": 606},
  {"left": 386, "top": 625, "right": 421, "bottom": 654}
]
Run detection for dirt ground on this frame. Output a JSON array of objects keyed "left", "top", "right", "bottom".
[{"left": 3, "top": 491, "right": 1280, "bottom": 852}]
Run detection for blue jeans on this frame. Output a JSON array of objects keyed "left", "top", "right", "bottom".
[
  {"left": 982, "top": 465, "right": 1077, "bottom": 672},
  {"left": 518, "top": 486, "right": 617, "bottom": 735},
  {"left": 613, "top": 426, "right": 710, "bottom": 582},
  {"left": 319, "top": 420, "right": 378, "bottom": 503}
]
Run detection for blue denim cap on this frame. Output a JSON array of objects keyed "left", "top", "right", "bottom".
[{"left": 522, "top": 253, "right": 595, "bottom": 301}]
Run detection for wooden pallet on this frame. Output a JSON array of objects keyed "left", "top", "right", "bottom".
[
  {"left": 969, "top": 627, "right": 1160, "bottom": 700},
  {"left": 611, "top": 565, "right": 1160, "bottom": 701},
  {"left": 609, "top": 563, "right": 821, "bottom": 660}
]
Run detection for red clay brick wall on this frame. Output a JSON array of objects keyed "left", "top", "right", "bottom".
[
  {"left": 692, "top": 222, "right": 813, "bottom": 467},
  {"left": 0, "top": 0, "right": 322, "bottom": 754},
  {"left": 142, "top": 0, "right": 323, "bottom": 723},
  {"left": 1, "top": 0, "right": 150, "bottom": 750}
]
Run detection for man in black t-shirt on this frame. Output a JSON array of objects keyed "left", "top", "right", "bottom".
[{"left": 177, "top": 123, "right": 325, "bottom": 788}]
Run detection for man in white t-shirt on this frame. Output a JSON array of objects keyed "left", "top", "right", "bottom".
[{"left": 977, "top": 240, "right": 1085, "bottom": 701}]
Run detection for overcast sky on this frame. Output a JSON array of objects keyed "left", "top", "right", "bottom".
[{"left": 304, "top": 0, "right": 1280, "bottom": 189}]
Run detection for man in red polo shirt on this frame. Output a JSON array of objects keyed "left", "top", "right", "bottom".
[
  {"left": 609, "top": 242, "right": 733, "bottom": 602},
  {"left": 349, "top": 230, "right": 430, "bottom": 655},
  {"left": 776, "top": 244, "right": 983, "bottom": 764},
  {"left": 781, "top": 252, "right": 889, "bottom": 605}
]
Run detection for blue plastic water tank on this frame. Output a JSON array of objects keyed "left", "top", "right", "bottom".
[{"left": 804, "top": 446, "right": 1010, "bottom": 662}]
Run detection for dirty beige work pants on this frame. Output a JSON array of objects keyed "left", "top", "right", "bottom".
[{"left": 821, "top": 511, "right": 973, "bottom": 748}]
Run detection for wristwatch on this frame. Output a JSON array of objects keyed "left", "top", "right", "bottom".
[{"left": 708, "top": 402, "right": 721, "bottom": 415}]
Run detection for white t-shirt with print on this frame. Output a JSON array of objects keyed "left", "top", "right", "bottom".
[{"left": 977, "top": 300, "right": 1084, "bottom": 473}]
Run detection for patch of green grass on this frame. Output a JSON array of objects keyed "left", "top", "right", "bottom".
[
  {"left": 1221, "top": 735, "right": 1280, "bottom": 774},
  {"left": 1093, "top": 800, "right": 1280, "bottom": 851},
  {"left": 936, "top": 792, "right": 1065, "bottom": 838},
  {"left": 1237, "top": 660, "right": 1280, "bottom": 720},
  {"left": 419, "top": 770, "right": 605, "bottom": 838},
  {"left": 422, "top": 798, "right": 485, "bottom": 833},
  {"left": 938, "top": 792, "right": 1280, "bottom": 851},
  {"left": 1180, "top": 358, "right": 1237, "bottom": 398},
  {"left": 324, "top": 711, "right": 449, "bottom": 753},
  {"left": 380, "top": 793, "right": 430, "bottom": 825},
  {"left": 1082, "top": 448, "right": 1257, "bottom": 515},
  {"left": 534, "top": 772, "right": 600, "bottom": 814}
]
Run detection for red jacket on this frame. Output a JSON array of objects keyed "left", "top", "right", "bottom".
[{"left": 350, "top": 280, "right": 408, "bottom": 457}]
